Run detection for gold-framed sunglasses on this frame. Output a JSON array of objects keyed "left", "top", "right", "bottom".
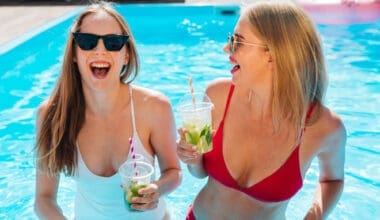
[{"left": 227, "top": 33, "right": 268, "bottom": 54}]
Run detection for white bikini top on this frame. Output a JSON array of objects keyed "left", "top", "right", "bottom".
[{"left": 73, "top": 85, "right": 166, "bottom": 220}]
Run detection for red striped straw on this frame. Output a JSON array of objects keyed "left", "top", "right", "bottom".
[{"left": 129, "top": 137, "right": 138, "bottom": 176}]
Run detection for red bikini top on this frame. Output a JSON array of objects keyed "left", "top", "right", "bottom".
[{"left": 203, "top": 84, "right": 315, "bottom": 202}]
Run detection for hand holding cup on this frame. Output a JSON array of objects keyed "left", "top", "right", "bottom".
[
  {"left": 119, "top": 160, "right": 156, "bottom": 211},
  {"left": 177, "top": 92, "right": 214, "bottom": 154}
]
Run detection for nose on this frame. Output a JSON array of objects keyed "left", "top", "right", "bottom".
[
  {"left": 223, "top": 42, "right": 230, "bottom": 54},
  {"left": 94, "top": 39, "right": 107, "bottom": 53}
]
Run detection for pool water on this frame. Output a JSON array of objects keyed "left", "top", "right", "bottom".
[{"left": 0, "top": 4, "right": 379, "bottom": 220}]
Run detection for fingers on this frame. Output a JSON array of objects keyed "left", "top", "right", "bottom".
[
  {"left": 177, "top": 127, "right": 185, "bottom": 138},
  {"left": 176, "top": 127, "right": 203, "bottom": 164},
  {"left": 138, "top": 183, "right": 158, "bottom": 196},
  {"left": 130, "top": 200, "right": 159, "bottom": 211},
  {"left": 129, "top": 190, "right": 160, "bottom": 211},
  {"left": 177, "top": 144, "right": 200, "bottom": 164},
  {"left": 129, "top": 183, "right": 159, "bottom": 211},
  {"left": 176, "top": 128, "right": 188, "bottom": 150},
  {"left": 177, "top": 142, "right": 196, "bottom": 156}
]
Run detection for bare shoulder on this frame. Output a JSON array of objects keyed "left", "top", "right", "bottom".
[
  {"left": 318, "top": 106, "right": 346, "bottom": 135},
  {"left": 131, "top": 85, "right": 172, "bottom": 113},
  {"left": 314, "top": 105, "right": 347, "bottom": 153},
  {"left": 206, "top": 78, "right": 232, "bottom": 95},
  {"left": 206, "top": 78, "right": 232, "bottom": 105},
  {"left": 205, "top": 78, "right": 232, "bottom": 127}
]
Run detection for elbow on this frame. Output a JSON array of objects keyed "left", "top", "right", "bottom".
[
  {"left": 33, "top": 196, "right": 64, "bottom": 220},
  {"left": 175, "top": 168, "right": 183, "bottom": 188},
  {"left": 158, "top": 167, "right": 183, "bottom": 194},
  {"left": 34, "top": 198, "right": 43, "bottom": 219}
]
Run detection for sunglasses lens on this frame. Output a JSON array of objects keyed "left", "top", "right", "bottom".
[
  {"left": 73, "top": 33, "right": 98, "bottom": 50},
  {"left": 228, "top": 34, "right": 234, "bottom": 54},
  {"left": 103, "top": 35, "right": 129, "bottom": 51}
]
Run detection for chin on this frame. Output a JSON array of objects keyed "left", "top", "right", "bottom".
[{"left": 231, "top": 73, "right": 240, "bottom": 85}]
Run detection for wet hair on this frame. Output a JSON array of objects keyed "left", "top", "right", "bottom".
[
  {"left": 36, "top": 1, "right": 139, "bottom": 177},
  {"left": 242, "top": 0, "right": 327, "bottom": 133}
]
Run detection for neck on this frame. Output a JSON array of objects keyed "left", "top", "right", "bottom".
[
  {"left": 237, "top": 82, "right": 273, "bottom": 120},
  {"left": 83, "top": 83, "right": 128, "bottom": 116}
]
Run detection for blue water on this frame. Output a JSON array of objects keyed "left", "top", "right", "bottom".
[{"left": 0, "top": 4, "right": 379, "bottom": 220}]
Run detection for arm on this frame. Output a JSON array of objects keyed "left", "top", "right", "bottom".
[
  {"left": 132, "top": 93, "right": 182, "bottom": 211},
  {"left": 176, "top": 78, "right": 232, "bottom": 178},
  {"left": 34, "top": 103, "right": 66, "bottom": 219},
  {"left": 35, "top": 172, "right": 66, "bottom": 220},
  {"left": 304, "top": 114, "right": 346, "bottom": 220},
  {"left": 150, "top": 95, "right": 182, "bottom": 196},
  {"left": 177, "top": 127, "right": 208, "bottom": 178}
]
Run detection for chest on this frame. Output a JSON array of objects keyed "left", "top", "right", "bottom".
[
  {"left": 221, "top": 109, "right": 301, "bottom": 187},
  {"left": 77, "top": 114, "right": 150, "bottom": 177}
]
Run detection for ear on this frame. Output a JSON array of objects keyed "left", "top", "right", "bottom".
[
  {"left": 266, "top": 50, "right": 272, "bottom": 63},
  {"left": 124, "top": 51, "right": 130, "bottom": 65},
  {"left": 266, "top": 50, "right": 273, "bottom": 70}
]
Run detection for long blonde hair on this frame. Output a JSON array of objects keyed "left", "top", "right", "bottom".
[
  {"left": 36, "top": 2, "right": 139, "bottom": 177},
  {"left": 243, "top": 1, "right": 327, "bottom": 133}
]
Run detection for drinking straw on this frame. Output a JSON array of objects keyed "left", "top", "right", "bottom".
[
  {"left": 188, "top": 75, "right": 196, "bottom": 106},
  {"left": 129, "top": 137, "right": 138, "bottom": 176}
]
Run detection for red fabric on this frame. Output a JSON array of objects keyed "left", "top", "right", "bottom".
[
  {"left": 186, "top": 204, "right": 196, "bottom": 220},
  {"left": 203, "top": 84, "right": 315, "bottom": 202}
]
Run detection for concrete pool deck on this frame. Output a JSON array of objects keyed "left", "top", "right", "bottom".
[{"left": 0, "top": 0, "right": 239, "bottom": 47}]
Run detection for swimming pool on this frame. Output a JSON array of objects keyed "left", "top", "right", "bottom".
[{"left": 0, "top": 4, "right": 379, "bottom": 220}]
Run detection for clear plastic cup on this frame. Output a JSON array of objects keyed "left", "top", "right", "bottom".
[
  {"left": 177, "top": 92, "right": 214, "bottom": 154},
  {"left": 118, "top": 160, "right": 154, "bottom": 210}
]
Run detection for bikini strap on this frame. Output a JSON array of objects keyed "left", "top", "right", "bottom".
[
  {"left": 129, "top": 85, "right": 137, "bottom": 133},
  {"left": 297, "top": 103, "right": 316, "bottom": 144},
  {"left": 222, "top": 84, "right": 235, "bottom": 119},
  {"left": 305, "top": 102, "right": 316, "bottom": 123}
]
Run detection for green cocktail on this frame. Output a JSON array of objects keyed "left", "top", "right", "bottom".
[
  {"left": 123, "top": 181, "right": 147, "bottom": 209},
  {"left": 118, "top": 161, "right": 154, "bottom": 210},
  {"left": 184, "top": 123, "right": 212, "bottom": 153},
  {"left": 178, "top": 92, "right": 214, "bottom": 154}
]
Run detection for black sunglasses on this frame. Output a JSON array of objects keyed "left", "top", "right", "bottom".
[{"left": 72, "top": 32, "right": 129, "bottom": 51}]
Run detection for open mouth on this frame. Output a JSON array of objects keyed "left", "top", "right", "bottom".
[
  {"left": 231, "top": 64, "right": 240, "bottom": 74},
  {"left": 90, "top": 62, "right": 110, "bottom": 79}
]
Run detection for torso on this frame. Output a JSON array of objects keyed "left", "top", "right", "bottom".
[
  {"left": 194, "top": 80, "right": 325, "bottom": 219},
  {"left": 77, "top": 84, "right": 154, "bottom": 177},
  {"left": 73, "top": 84, "right": 167, "bottom": 219}
]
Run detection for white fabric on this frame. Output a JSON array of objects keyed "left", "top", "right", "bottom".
[{"left": 73, "top": 85, "right": 166, "bottom": 220}]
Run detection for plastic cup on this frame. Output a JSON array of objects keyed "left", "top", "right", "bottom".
[
  {"left": 177, "top": 92, "right": 214, "bottom": 154},
  {"left": 118, "top": 160, "right": 154, "bottom": 209}
]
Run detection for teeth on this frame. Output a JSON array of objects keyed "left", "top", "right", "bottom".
[{"left": 91, "top": 62, "right": 110, "bottom": 68}]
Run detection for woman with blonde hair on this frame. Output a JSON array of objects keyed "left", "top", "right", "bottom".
[
  {"left": 34, "top": 2, "right": 181, "bottom": 219},
  {"left": 177, "top": 1, "right": 346, "bottom": 219}
]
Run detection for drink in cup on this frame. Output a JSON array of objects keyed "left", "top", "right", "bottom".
[
  {"left": 177, "top": 92, "right": 213, "bottom": 154},
  {"left": 118, "top": 160, "right": 154, "bottom": 210}
]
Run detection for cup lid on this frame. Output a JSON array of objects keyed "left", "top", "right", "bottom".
[{"left": 177, "top": 92, "right": 214, "bottom": 113}]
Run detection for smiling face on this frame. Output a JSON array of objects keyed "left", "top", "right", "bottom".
[
  {"left": 224, "top": 16, "right": 272, "bottom": 89},
  {"left": 74, "top": 10, "right": 129, "bottom": 92}
]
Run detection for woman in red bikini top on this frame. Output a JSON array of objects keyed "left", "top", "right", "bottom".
[{"left": 177, "top": 1, "right": 346, "bottom": 219}]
